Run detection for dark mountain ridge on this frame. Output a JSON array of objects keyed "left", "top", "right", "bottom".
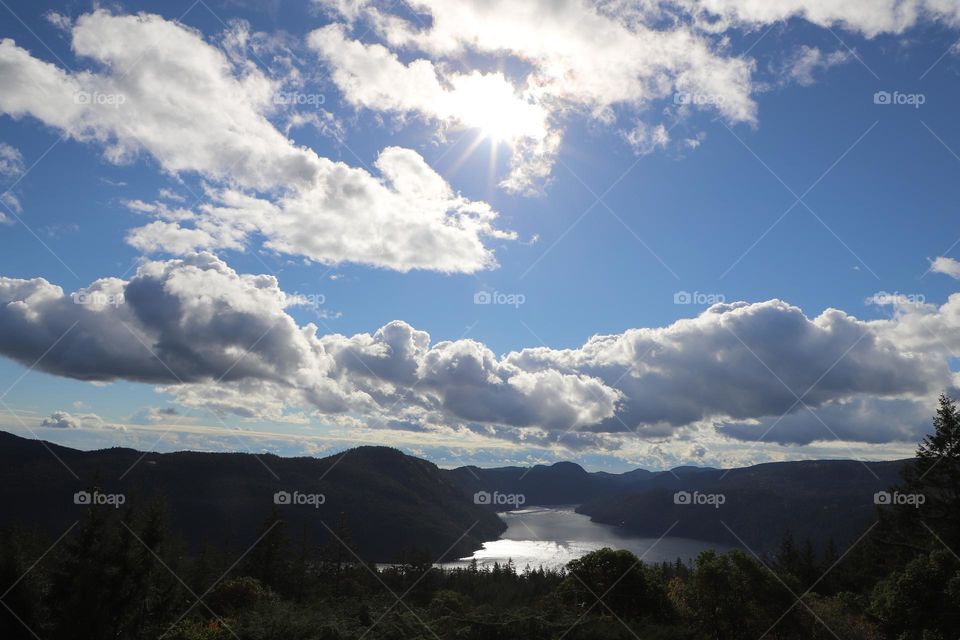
[
  {"left": 444, "top": 457, "right": 910, "bottom": 553},
  {"left": 0, "top": 430, "right": 912, "bottom": 559},
  {"left": 0, "top": 432, "right": 504, "bottom": 562}
]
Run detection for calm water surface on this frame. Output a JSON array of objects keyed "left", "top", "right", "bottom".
[{"left": 441, "top": 506, "right": 731, "bottom": 571}]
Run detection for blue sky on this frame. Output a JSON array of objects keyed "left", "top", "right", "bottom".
[{"left": 2, "top": 0, "right": 960, "bottom": 471}]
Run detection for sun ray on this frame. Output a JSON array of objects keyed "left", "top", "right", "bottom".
[{"left": 444, "top": 130, "right": 492, "bottom": 179}]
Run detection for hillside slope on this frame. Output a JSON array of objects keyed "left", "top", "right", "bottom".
[
  {"left": 445, "top": 457, "right": 910, "bottom": 552},
  {"left": 0, "top": 431, "right": 504, "bottom": 562},
  {"left": 577, "top": 459, "right": 909, "bottom": 552}
]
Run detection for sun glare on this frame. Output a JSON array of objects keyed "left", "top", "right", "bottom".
[{"left": 448, "top": 72, "right": 547, "bottom": 144}]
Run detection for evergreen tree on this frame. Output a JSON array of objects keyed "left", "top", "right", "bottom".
[
  {"left": 561, "top": 548, "right": 654, "bottom": 619},
  {"left": 797, "top": 537, "right": 819, "bottom": 591},
  {"left": 242, "top": 509, "right": 289, "bottom": 593},
  {"left": 48, "top": 497, "right": 117, "bottom": 640},
  {"left": 887, "top": 394, "right": 960, "bottom": 552},
  {"left": 0, "top": 529, "right": 47, "bottom": 640}
]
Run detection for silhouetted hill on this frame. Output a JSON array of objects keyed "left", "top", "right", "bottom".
[
  {"left": 442, "top": 461, "right": 731, "bottom": 505},
  {"left": 443, "top": 460, "right": 609, "bottom": 504},
  {"left": 578, "top": 459, "right": 910, "bottom": 552},
  {"left": 0, "top": 431, "right": 914, "bottom": 559},
  {"left": 443, "top": 456, "right": 910, "bottom": 552},
  {"left": 0, "top": 432, "right": 503, "bottom": 562}
]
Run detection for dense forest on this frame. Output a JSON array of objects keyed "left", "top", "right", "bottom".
[{"left": 3, "top": 395, "right": 960, "bottom": 639}]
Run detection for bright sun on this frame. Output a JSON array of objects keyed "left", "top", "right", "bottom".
[{"left": 449, "top": 72, "right": 548, "bottom": 144}]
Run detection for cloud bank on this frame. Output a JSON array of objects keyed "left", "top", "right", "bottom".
[{"left": 1, "top": 254, "right": 956, "bottom": 449}]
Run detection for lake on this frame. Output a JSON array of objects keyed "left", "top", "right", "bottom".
[{"left": 441, "top": 505, "right": 731, "bottom": 571}]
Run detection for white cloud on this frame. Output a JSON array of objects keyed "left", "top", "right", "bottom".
[
  {"left": 348, "top": 0, "right": 758, "bottom": 122},
  {"left": 781, "top": 45, "right": 852, "bottom": 86},
  {"left": 506, "top": 300, "right": 946, "bottom": 439},
  {"left": 718, "top": 396, "right": 932, "bottom": 445},
  {"left": 0, "top": 254, "right": 613, "bottom": 432},
  {"left": 314, "top": 0, "right": 758, "bottom": 192},
  {"left": 0, "top": 10, "right": 510, "bottom": 273},
  {"left": 0, "top": 16, "right": 305, "bottom": 189},
  {"left": 930, "top": 256, "right": 960, "bottom": 279},
  {"left": 1, "top": 255, "right": 956, "bottom": 449},
  {"left": 308, "top": 0, "right": 960, "bottom": 194},
  {"left": 126, "top": 148, "right": 513, "bottom": 272},
  {"left": 0, "top": 142, "right": 24, "bottom": 178},
  {"left": 128, "top": 406, "right": 185, "bottom": 425},
  {"left": 41, "top": 410, "right": 123, "bottom": 430},
  {"left": 308, "top": 23, "right": 556, "bottom": 193},
  {"left": 158, "top": 188, "right": 186, "bottom": 203},
  {"left": 677, "top": 0, "right": 960, "bottom": 38},
  {"left": 44, "top": 11, "right": 72, "bottom": 32},
  {"left": 624, "top": 122, "right": 671, "bottom": 156},
  {"left": 0, "top": 142, "right": 25, "bottom": 221}
]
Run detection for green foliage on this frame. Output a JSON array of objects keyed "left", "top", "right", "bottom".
[
  {"left": 0, "top": 527, "right": 47, "bottom": 640},
  {"left": 560, "top": 547, "right": 665, "bottom": 619},
  {"left": 900, "top": 394, "right": 960, "bottom": 550},
  {"left": 205, "top": 576, "right": 277, "bottom": 615},
  {"left": 870, "top": 549, "right": 960, "bottom": 639},
  {"left": 671, "top": 549, "right": 800, "bottom": 640}
]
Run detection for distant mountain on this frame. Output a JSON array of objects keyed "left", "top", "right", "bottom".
[
  {"left": 443, "top": 458, "right": 911, "bottom": 553},
  {"left": 0, "top": 431, "right": 504, "bottom": 562},
  {"left": 0, "top": 430, "right": 914, "bottom": 560},
  {"left": 441, "top": 461, "right": 731, "bottom": 504},
  {"left": 443, "top": 460, "right": 609, "bottom": 504}
]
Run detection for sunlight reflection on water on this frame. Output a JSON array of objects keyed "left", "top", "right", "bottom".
[{"left": 440, "top": 505, "right": 730, "bottom": 571}]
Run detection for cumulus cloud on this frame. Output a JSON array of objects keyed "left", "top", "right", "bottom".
[
  {"left": 314, "top": 0, "right": 757, "bottom": 192},
  {"left": 321, "top": 322, "right": 621, "bottom": 431},
  {"left": 930, "top": 256, "right": 960, "bottom": 279},
  {"left": 308, "top": 22, "right": 557, "bottom": 193},
  {"left": 676, "top": 0, "right": 960, "bottom": 38},
  {"left": 0, "top": 253, "right": 350, "bottom": 394},
  {"left": 718, "top": 396, "right": 935, "bottom": 445},
  {"left": 125, "top": 148, "right": 513, "bottom": 272},
  {"left": 4, "top": 3, "right": 957, "bottom": 212},
  {"left": 308, "top": 0, "right": 960, "bottom": 193},
  {"left": 0, "top": 12, "right": 310, "bottom": 189},
  {"left": 871, "top": 292, "right": 960, "bottom": 357},
  {"left": 337, "top": 0, "right": 758, "bottom": 121},
  {"left": 41, "top": 410, "right": 123, "bottom": 430},
  {"left": 0, "top": 10, "right": 510, "bottom": 272},
  {"left": 1, "top": 255, "right": 956, "bottom": 448},
  {"left": 506, "top": 300, "right": 946, "bottom": 437},
  {"left": 0, "top": 254, "right": 615, "bottom": 432},
  {"left": 308, "top": 23, "right": 549, "bottom": 141}
]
